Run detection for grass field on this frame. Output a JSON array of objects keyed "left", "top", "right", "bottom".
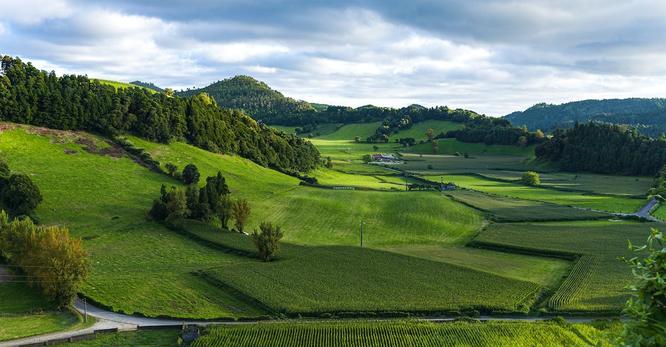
[
  {"left": 93, "top": 79, "right": 157, "bottom": 93},
  {"left": 316, "top": 122, "right": 381, "bottom": 140},
  {"left": 312, "top": 168, "right": 415, "bottom": 190},
  {"left": 652, "top": 205, "right": 666, "bottom": 220},
  {"left": 474, "top": 220, "right": 654, "bottom": 312},
  {"left": 192, "top": 320, "right": 617, "bottom": 347},
  {"left": 130, "top": 136, "right": 484, "bottom": 247},
  {"left": 429, "top": 174, "right": 643, "bottom": 213},
  {"left": 310, "top": 139, "right": 399, "bottom": 162},
  {"left": 445, "top": 189, "right": 609, "bottom": 222},
  {"left": 0, "top": 280, "right": 89, "bottom": 341},
  {"left": 388, "top": 120, "right": 464, "bottom": 141},
  {"left": 0, "top": 128, "right": 265, "bottom": 319},
  {"left": 405, "top": 138, "right": 535, "bottom": 157},
  {"left": 400, "top": 153, "right": 535, "bottom": 172},
  {"left": 477, "top": 170, "right": 651, "bottom": 197}
]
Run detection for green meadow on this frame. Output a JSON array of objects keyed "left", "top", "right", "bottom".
[{"left": 388, "top": 120, "right": 464, "bottom": 140}]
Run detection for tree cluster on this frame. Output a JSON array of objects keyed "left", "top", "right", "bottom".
[
  {"left": 0, "top": 159, "right": 42, "bottom": 217},
  {"left": 441, "top": 120, "right": 545, "bottom": 147},
  {"left": 0, "top": 56, "right": 319, "bottom": 172},
  {"left": 149, "top": 171, "right": 251, "bottom": 232},
  {"left": 521, "top": 171, "right": 541, "bottom": 186},
  {"left": 0, "top": 211, "right": 89, "bottom": 307},
  {"left": 535, "top": 122, "right": 666, "bottom": 175}
]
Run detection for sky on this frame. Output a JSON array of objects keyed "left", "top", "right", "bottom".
[{"left": 1, "top": 0, "right": 665, "bottom": 116}]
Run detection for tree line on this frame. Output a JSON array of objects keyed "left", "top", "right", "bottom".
[
  {"left": 536, "top": 122, "right": 666, "bottom": 175},
  {"left": 0, "top": 56, "right": 319, "bottom": 173}
]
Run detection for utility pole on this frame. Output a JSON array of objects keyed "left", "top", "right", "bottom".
[{"left": 360, "top": 221, "right": 364, "bottom": 248}]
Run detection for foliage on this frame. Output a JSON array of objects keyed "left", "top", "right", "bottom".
[
  {"left": 182, "top": 163, "right": 201, "bottom": 185},
  {"left": 505, "top": 98, "right": 666, "bottom": 137},
  {"left": 619, "top": 228, "right": 666, "bottom": 346},
  {"left": 648, "top": 165, "right": 666, "bottom": 197},
  {"left": 521, "top": 171, "right": 541, "bottom": 186},
  {"left": 536, "top": 122, "right": 666, "bottom": 175},
  {"left": 0, "top": 56, "right": 319, "bottom": 172},
  {"left": 0, "top": 212, "right": 89, "bottom": 307},
  {"left": 129, "top": 80, "right": 164, "bottom": 93},
  {"left": 0, "top": 172, "right": 42, "bottom": 217},
  {"left": 192, "top": 320, "right": 615, "bottom": 347},
  {"left": 231, "top": 199, "right": 251, "bottom": 232},
  {"left": 251, "top": 222, "right": 284, "bottom": 261}
]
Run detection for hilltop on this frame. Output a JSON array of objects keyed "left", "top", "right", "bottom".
[
  {"left": 505, "top": 98, "right": 666, "bottom": 137},
  {"left": 176, "top": 75, "right": 315, "bottom": 120}
]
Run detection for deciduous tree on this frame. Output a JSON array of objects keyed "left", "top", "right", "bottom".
[{"left": 251, "top": 222, "right": 283, "bottom": 262}]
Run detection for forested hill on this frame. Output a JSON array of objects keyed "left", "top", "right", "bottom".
[
  {"left": 176, "top": 75, "right": 315, "bottom": 120},
  {"left": 505, "top": 98, "right": 666, "bottom": 137},
  {"left": 130, "top": 80, "right": 164, "bottom": 93},
  {"left": 535, "top": 122, "right": 666, "bottom": 175},
  {"left": 0, "top": 56, "right": 319, "bottom": 172}
]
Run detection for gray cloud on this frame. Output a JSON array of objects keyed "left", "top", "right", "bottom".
[{"left": 1, "top": 0, "right": 666, "bottom": 115}]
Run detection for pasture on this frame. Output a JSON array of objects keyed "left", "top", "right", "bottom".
[
  {"left": 316, "top": 122, "right": 381, "bottom": 140},
  {"left": 474, "top": 220, "right": 654, "bottom": 312},
  {"left": 191, "top": 320, "right": 617, "bottom": 347},
  {"left": 405, "top": 138, "right": 535, "bottom": 157},
  {"left": 388, "top": 120, "right": 464, "bottom": 140},
  {"left": 429, "top": 174, "right": 644, "bottom": 213}
]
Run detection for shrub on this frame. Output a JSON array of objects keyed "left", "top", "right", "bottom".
[
  {"left": 251, "top": 222, "right": 284, "bottom": 261},
  {"left": 521, "top": 171, "right": 541, "bottom": 186},
  {"left": 165, "top": 163, "right": 178, "bottom": 176},
  {"left": 1, "top": 173, "right": 43, "bottom": 216},
  {"left": 182, "top": 164, "right": 200, "bottom": 185}
]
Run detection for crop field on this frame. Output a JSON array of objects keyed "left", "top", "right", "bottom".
[
  {"left": 429, "top": 174, "right": 643, "bottom": 213},
  {"left": 316, "top": 122, "right": 382, "bottom": 140},
  {"left": 474, "top": 221, "right": 655, "bottom": 312},
  {"left": 381, "top": 245, "right": 570, "bottom": 288},
  {"left": 388, "top": 120, "right": 465, "bottom": 141},
  {"left": 202, "top": 245, "right": 542, "bottom": 314},
  {"left": 404, "top": 138, "right": 535, "bottom": 157},
  {"left": 0, "top": 128, "right": 266, "bottom": 319},
  {"left": 445, "top": 189, "right": 609, "bottom": 222},
  {"left": 62, "top": 329, "right": 179, "bottom": 346},
  {"left": 191, "top": 320, "right": 616, "bottom": 347},
  {"left": 477, "top": 170, "right": 651, "bottom": 197}
]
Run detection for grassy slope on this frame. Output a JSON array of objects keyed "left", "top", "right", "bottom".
[
  {"left": 431, "top": 174, "right": 643, "bottom": 213},
  {"left": 130, "top": 136, "right": 484, "bottom": 247},
  {"left": 0, "top": 128, "right": 262, "bottom": 319},
  {"left": 400, "top": 153, "right": 534, "bottom": 173},
  {"left": 192, "top": 320, "right": 618, "bottom": 347},
  {"left": 475, "top": 220, "right": 653, "bottom": 312},
  {"left": 94, "top": 79, "right": 157, "bottom": 94},
  {"left": 316, "top": 122, "right": 381, "bottom": 140},
  {"left": 388, "top": 120, "right": 464, "bottom": 140}
]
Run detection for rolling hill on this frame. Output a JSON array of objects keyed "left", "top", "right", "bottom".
[{"left": 505, "top": 98, "right": 666, "bottom": 137}]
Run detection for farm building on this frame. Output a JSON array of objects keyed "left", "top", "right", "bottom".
[{"left": 371, "top": 153, "right": 399, "bottom": 163}]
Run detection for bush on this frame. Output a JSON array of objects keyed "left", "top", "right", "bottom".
[
  {"left": 1, "top": 173, "right": 43, "bottom": 216},
  {"left": 251, "top": 222, "right": 284, "bottom": 262},
  {"left": 182, "top": 164, "right": 200, "bottom": 185},
  {"left": 521, "top": 171, "right": 541, "bottom": 186}
]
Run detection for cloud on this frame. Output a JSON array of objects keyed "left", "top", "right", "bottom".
[
  {"left": 0, "top": 0, "right": 72, "bottom": 25},
  {"left": 0, "top": 0, "right": 665, "bottom": 115}
]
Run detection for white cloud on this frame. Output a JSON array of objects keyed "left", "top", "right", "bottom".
[
  {"left": 245, "top": 65, "right": 277, "bottom": 74},
  {"left": 0, "top": 0, "right": 72, "bottom": 25},
  {"left": 0, "top": 22, "right": 5, "bottom": 35},
  {"left": 200, "top": 42, "right": 289, "bottom": 63}
]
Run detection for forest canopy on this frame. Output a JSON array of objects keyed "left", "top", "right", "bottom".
[{"left": 0, "top": 56, "right": 319, "bottom": 172}]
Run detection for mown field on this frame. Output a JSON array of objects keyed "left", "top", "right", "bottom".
[
  {"left": 388, "top": 120, "right": 464, "bottom": 141},
  {"left": 62, "top": 329, "right": 179, "bottom": 346},
  {"left": 476, "top": 170, "right": 651, "bottom": 197},
  {"left": 316, "top": 122, "right": 381, "bottom": 140},
  {"left": 192, "top": 320, "right": 618, "bottom": 347},
  {"left": 400, "top": 153, "right": 535, "bottom": 172},
  {"left": 0, "top": 280, "right": 88, "bottom": 341},
  {"left": 474, "top": 220, "right": 654, "bottom": 312},
  {"left": 445, "top": 189, "right": 609, "bottom": 222},
  {"left": 429, "top": 174, "right": 644, "bottom": 213}
]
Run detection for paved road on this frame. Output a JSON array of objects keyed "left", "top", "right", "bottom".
[{"left": 636, "top": 197, "right": 659, "bottom": 219}]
